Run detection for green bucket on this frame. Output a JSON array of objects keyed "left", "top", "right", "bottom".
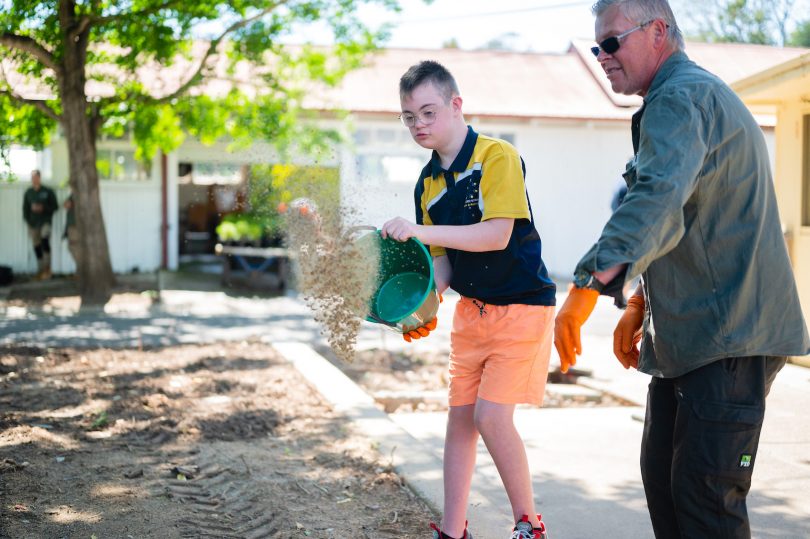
[{"left": 358, "top": 231, "right": 440, "bottom": 334}]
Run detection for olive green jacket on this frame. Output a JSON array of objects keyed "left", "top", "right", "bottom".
[
  {"left": 22, "top": 185, "right": 58, "bottom": 228},
  {"left": 574, "top": 52, "right": 810, "bottom": 377}
]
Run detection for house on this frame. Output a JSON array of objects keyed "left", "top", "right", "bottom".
[
  {"left": 732, "top": 51, "right": 810, "bottom": 320},
  {"left": 1, "top": 41, "right": 807, "bottom": 280}
]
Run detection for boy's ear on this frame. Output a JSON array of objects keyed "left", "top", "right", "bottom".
[{"left": 451, "top": 95, "right": 463, "bottom": 115}]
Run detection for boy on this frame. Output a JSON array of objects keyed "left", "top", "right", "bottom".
[{"left": 381, "top": 61, "right": 556, "bottom": 539}]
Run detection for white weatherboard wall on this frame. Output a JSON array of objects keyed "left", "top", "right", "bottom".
[{"left": 0, "top": 182, "right": 162, "bottom": 275}]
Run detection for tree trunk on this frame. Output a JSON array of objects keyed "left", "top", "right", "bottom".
[{"left": 59, "top": 12, "right": 115, "bottom": 307}]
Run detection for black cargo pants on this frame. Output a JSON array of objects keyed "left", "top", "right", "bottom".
[{"left": 640, "top": 356, "right": 786, "bottom": 539}]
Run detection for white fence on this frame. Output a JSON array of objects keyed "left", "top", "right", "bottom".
[{"left": 0, "top": 182, "right": 161, "bottom": 276}]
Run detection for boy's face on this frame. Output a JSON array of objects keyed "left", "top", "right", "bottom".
[{"left": 400, "top": 82, "right": 460, "bottom": 150}]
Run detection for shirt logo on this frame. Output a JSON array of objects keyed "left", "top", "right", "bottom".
[{"left": 739, "top": 454, "right": 752, "bottom": 468}]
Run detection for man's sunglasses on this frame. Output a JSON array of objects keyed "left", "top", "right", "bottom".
[{"left": 591, "top": 20, "right": 653, "bottom": 57}]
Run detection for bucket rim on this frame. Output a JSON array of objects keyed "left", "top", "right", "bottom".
[{"left": 365, "top": 231, "right": 435, "bottom": 325}]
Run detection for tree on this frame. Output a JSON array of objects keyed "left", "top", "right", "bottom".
[
  {"left": 678, "top": 0, "right": 805, "bottom": 46},
  {"left": 788, "top": 19, "right": 810, "bottom": 46},
  {"left": 0, "top": 0, "right": 400, "bottom": 306}
]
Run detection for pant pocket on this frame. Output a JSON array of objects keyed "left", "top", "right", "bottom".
[{"left": 687, "top": 399, "right": 765, "bottom": 479}]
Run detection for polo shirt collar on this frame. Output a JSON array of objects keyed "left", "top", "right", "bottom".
[{"left": 430, "top": 125, "right": 478, "bottom": 179}]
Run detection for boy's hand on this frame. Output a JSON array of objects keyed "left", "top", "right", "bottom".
[
  {"left": 554, "top": 287, "right": 599, "bottom": 373},
  {"left": 381, "top": 217, "right": 419, "bottom": 242},
  {"left": 403, "top": 317, "right": 438, "bottom": 342},
  {"left": 613, "top": 294, "right": 644, "bottom": 369}
]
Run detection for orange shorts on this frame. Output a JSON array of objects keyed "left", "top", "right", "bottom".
[{"left": 448, "top": 297, "right": 554, "bottom": 407}]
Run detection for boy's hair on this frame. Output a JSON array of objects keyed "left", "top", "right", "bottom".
[
  {"left": 591, "top": 0, "right": 684, "bottom": 50},
  {"left": 399, "top": 60, "right": 460, "bottom": 102}
]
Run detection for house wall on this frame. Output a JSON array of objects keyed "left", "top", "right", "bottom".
[
  {"left": 773, "top": 99, "right": 810, "bottom": 320},
  {"left": 0, "top": 138, "right": 163, "bottom": 275},
  {"left": 1, "top": 116, "right": 778, "bottom": 281}
]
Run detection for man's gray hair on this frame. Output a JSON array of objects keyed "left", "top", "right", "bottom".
[{"left": 592, "top": 0, "right": 684, "bottom": 50}]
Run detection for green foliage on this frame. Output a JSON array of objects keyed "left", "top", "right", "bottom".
[
  {"left": 216, "top": 213, "right": 268, "bottom": 242},
  {"left": 0, "top": 93, "right": 56, "bottom": 180},
  {"left": 788, "top": 19, "right": 810, "bottom": 47},
  {"left": 0, "top": 0, "right": 406, "bottom": 166},
  {"left": 679, "top": 0, "right": 805, "bottom": 46},
  {"left": 216, "top": 163, "right": 340, "bottom": 242}
]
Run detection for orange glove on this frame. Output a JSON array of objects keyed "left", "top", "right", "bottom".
[
  {"left": 403, "top": 294, "right": 442, "bottom": 342},
  {"left": 613, "top": 293, "right": 644, "bottom": 369},
  {"left": 554, "top": 287, "right": 599, "bottom": 373},
  {"left": 403, "top": 317, "right": 437, "bottom": 342}
]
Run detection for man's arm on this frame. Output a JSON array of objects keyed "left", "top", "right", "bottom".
[{"left": 46, "top": 189, "right": 58, "bottom": 214}]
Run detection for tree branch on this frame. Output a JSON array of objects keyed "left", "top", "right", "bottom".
[
  {"left": 137, "top": 3, "right": 283, "bottom": 106},
  {"left": 0, "top": 33, "right": 61, "bottom": 74},
  {"left": 0, "top": 89, "right": 61, "bottom": 122}
]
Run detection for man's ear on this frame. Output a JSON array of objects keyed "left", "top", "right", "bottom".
[{"left": 651, "top": 19, "right": 669, "bottom": 49}]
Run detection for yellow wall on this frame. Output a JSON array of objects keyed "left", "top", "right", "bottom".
[{"left": 773, "top": 99, "right": 810, "bottom": 322}]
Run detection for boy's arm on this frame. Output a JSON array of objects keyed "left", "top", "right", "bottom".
[
  {"left": 381, "top": 217, "right": 514, "bottom": 252},
  {"left": 432, "top": 255, "right": 452, "bottom": 294}
]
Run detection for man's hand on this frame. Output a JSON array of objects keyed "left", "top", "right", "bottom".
[
  {"left": 613, "top": 294, "right": 644, "bottom": 369},
  {"left": 31, "top": 202, "right": 43, "bottom": 213},
  {"left": 554, "top": 287, "right": 599, "bottom": 373},
  {"left": 381, "top": 217, "right": 420, "bottom": 243}
]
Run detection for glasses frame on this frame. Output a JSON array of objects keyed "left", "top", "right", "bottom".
[
  {"left": 591, "top": 20, "right": 654, "bottom": 57},
  {"left": 398, "top": 109, "right": 439, "bottom": 128}
]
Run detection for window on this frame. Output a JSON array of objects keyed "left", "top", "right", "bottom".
[
  {"left": 802, "top": 114, "right": 810, "bottom": 226},
  {"left": 97, "top": 148, "right": 149, "bottom": 181}
]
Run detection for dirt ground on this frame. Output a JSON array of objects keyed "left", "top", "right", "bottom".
[{"left": 0, "top": 341, "right": 437, "bottom": 539}]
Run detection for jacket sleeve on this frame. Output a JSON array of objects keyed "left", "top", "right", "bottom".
[{"left": 574, "top": 89, "right": 708, "bottom": 285}]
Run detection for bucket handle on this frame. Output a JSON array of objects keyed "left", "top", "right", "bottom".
[{"left": 343, "top": 225, "right": 377, "bottom": 238}]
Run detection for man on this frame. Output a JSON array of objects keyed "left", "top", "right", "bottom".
[
  {"left": 22, "top": 169, "right": 58, "bottom": 280},
  {"left": 554, "top": 1, "right": 810, "bottom": 538}
]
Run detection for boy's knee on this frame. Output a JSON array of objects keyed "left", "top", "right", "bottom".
[{"left": 473, "top": 407, "right": 509, "bottom": 436}]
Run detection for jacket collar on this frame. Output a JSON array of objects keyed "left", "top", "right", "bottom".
[{"left": 644, "top": 50, "right": 690, "bottom": 101}]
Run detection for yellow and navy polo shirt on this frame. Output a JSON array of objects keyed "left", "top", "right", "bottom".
[{"left": 415, "top": 126, "right": 556, "bottom": 306}]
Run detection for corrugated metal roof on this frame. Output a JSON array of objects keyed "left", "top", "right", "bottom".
[{"left": 4, "top": 40, "right": 807, "bottom": 122}]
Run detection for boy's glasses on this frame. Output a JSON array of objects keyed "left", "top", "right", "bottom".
[
  {"left": 399, "top": 109, "right": 437, "bottom": 127},
  {"left": 590, "top": 20, "right": 653, "bottom": 57}
]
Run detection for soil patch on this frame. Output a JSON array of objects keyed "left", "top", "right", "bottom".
[
  {"left": 316, "top": 346, "right": 636, "bottom": 413},
  {"left": 0, "top": 342, "right": 436, "bottom": 538}
]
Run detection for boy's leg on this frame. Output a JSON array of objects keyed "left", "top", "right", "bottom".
[
  {"left": 442, "top": 404, "right": 478, "bottom": 538},
  {"left": 475, "top": 398, "right": 541, "bottom": 527},
  {"left": 473, "top": 303, "right": 553, "bottom": 528}
]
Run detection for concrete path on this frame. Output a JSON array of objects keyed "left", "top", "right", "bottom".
[{"left": 2, "top": 282, "right": 809, "bottom": 538}]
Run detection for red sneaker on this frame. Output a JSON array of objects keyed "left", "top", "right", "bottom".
[
  {"left": 510, "top": 514, "right": 548, "bottom": 539},
  {"left": 430, "top": 521, "right": 473, "bottom": 539}
]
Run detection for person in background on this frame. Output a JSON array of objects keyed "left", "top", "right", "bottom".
[
  {"left": 22, "top": 169, "right": 58, "bottom": 280},
  {"left": 382, "top": 60, "right": 555, "bottom": 539},
  {"left": 554, "top": 1, "right": 810, "bottom": 537}
]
